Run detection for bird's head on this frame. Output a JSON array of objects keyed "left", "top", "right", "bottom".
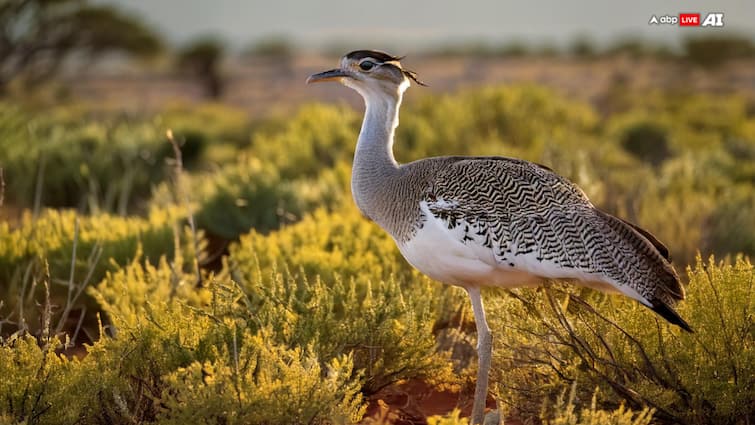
[{"left": 307, "top": 50, "right": 425, "bottom": 100}]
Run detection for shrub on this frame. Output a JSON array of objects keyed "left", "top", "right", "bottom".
[
  {"left": 230, "top": 206, "right": 411, "bottom": 286},
  {"left": 158, "top": 102, "right": 252, "bottom": 149},
  {"left": 0, "top": 335, "right": 103, "bottom": 425},
  {"left": 151, "top": 157, "right": 349, "bottom": 239},
  {"left": 0, "top": 103, "right": 179, "bottom": 214},
  {"left": 605, "top": 93, "right": 752, "bottom": 153},
  {"left": 159, "top": 335, "right": 363, "bottom": 424},
  {"left": 249, "top": 104, "right": 360, "bottom": 179},
  {"left": 707, "top": 186, "right": 755, "bottom": 258},
  {"left": 229, "top": 206, "right": 459, "bottom": 393},
  {"left": 92, "top": 258, "right": 366, "bottom": 424},
  {"left": 0, "top": 258, "right": 365, "bottom": 424},
  {"left": 488, "top": 255, "right": 754, "bottom": 424},
  {"left": 540, "top": 386, "right": 654, "bottom": 425},
  {"left": 619, "top": 121, "right": 671, "bottom": 167},
  {"left": 0, "top": 208, "right": 184, "bottom": 338},
  {"left": 397, "top": 85, "right": 599, "bottom": 162}
]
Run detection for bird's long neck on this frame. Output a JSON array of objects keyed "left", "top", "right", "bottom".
[{"left": 351, "top": 89, "right": 403, "bottom": 218}]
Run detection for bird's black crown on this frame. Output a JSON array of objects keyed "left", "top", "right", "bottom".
[{"left": 345, "top": 50, "right": 401, "bottom": 63}]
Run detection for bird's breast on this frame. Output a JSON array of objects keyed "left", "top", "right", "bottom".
[{"left": 396, "top": 203, "right": 545, "bottom": 288}]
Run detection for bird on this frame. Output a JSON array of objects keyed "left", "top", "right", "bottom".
[{"left": 307, "top": 50, "right": 692, "bottom": 425}]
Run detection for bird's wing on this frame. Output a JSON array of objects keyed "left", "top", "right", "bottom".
[{"left": 421, "top": 156, "right": 684, "bottom": 308}]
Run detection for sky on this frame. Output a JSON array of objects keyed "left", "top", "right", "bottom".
[{"left": 99, "top": 0, "right": 755, "bottom": 51}]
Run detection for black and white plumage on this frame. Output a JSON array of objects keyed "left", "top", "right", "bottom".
[
  {"left": 410, "top": 156, "right": 685, "bottom": 316},
  {"left": 308, "top": 50, "right": 691, "bottom": 425}
]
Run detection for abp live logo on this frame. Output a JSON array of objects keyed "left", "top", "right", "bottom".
[
  {"left": 679, "top": 13, "right": 700, "bottom": 26},
  {"left": 649, "top": 12, "right": 724, "bottom": 27}
]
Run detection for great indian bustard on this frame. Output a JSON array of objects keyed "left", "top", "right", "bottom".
[{"left": 307, "top": 50, "right": 692, "bottom": 425}]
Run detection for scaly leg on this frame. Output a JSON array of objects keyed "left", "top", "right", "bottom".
[{"left": 467, "top": 286, "right": 493, "bottom": 425}]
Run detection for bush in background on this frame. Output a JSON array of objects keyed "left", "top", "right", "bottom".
[
  {"left": 683, "top": 35, "right": 755, "bottom": 68},
  {"left": 0, "top": 104, "right": 176, "bottom": 214},
  {"left": 150, "top": 157, "right": 349, "bottom": 240},
  {"left": 249, "top": 104, "right": 361, "bottom": 179}
]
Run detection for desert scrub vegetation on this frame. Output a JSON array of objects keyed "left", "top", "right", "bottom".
[
  {"left": 0, "top": 103, "right": 175, "bottom": 214},
  {"left": 0, "top": 101, "right": 258, "bottom": 215},
  {"left": 423, "top": 386, "right": 656, "bottom": 425},
  {"left": 0, "top": 83, "right": 754, "bottom": 423},
  {"left": 1, "top": 259, "right": 365, "bottom": 424},
  {"left": 0, "top": 214, "right": 457, "bottom": 423},
  {"left": 229, "top": 205, "right": 459, "bottom": 393},
  {"left": 0, "top": 208, "right": 192, "bottom": 338},
  {"left": 150, "top": 156, "right": 349, "bottom": 239},
  {"left": 487, "top": 255, "right": 754, "bottom": 424}
]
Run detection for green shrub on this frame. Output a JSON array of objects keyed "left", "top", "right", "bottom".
[
  {"left": 488, "top": 255, "right": 754, "bottom": 424},
  {"left": 230, "top": 206, "right": 412, "bottom": 286},
  {"left": 249, "top": 104, "right": 360, "bottom": 179},
  {"left": 619, "top": 121, "right": 671, "bottom": 167},
  {"left": 159, "top": 335, "right": 364, "bottom": 425},
  {"left": 0, "top": 208, "right": 184, "bottom": 337},
  {"left": 91, "top": 258, "right": 366, "bottom": 424},
  {"left": 158, "top": 102, "right": 253, "bottom": 148},
  {"left": 0, "top": 335, "right": 102, "bottom": 425},
  {"left": 0, "top": 102, "right": 258, "bottom": 215},
  {"left": 229, "top": 206, "right": 458, "bottom": 393},
  {"left": 605, "top": 93, "right": 753, "bottom": 153},
  {"left": 0, "top": 103, "right": 179, "bottom": 214},
  {"left": 708, "top": 186, "right": 755, "bottom": 257},
  {"left": 0, "top": 258, "right": 365, "bottom": 424},
  {"left": 0, "top": 208, "right": 180, "bottom": 279},
  {"left": 397, "top": 85, "right": 599, "bottom": 162},
  {"left": 601, "top": 96, "right": 755, "bottom": 266},
  {"left": 151, "top": 157, "right": 349, "bottom": 239},
  {"left": 541, "top": 386, "right": 654, "bottom": 425}
]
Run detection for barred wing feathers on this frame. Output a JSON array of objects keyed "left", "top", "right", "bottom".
[{"left": 419, "top": 157, "right": 690, "bottom": 331}]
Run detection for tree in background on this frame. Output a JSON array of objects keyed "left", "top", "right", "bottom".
[
  {"left": 0, "top": 0, "right": 163, "bottom": 95},
  {"left": 244, "top": 36, "right": 294, "bottom": 59},
  {"left": 177, "top": 36, "right": 226, "bottom": 99},
  {"left": 244, "top": 36, "right": 296, "bottom": 79},
  {"left": 683, "top": 34, "right": 755, "bottom": 68}
]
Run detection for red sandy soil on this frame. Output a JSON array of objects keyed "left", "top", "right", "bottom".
[{"left": 363, "top": 379, "right": 523, "bottom": 425}]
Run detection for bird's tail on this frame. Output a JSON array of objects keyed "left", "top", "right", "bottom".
[
  {"left": 596, "top": 210, "right": 692, "bottom": 332},
  {"left": 651, "top": 301, "right": 693, "bottom": 333}
]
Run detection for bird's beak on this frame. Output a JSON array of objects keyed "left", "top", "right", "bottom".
[{"left": 306, "top": 68, "right": 351, "bottom": 84}]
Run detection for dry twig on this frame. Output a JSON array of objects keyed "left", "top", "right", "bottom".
[
  {"left": 166, "top": 129, "right": 203, "bottom": 287},
  {"left": 0, "top": 166, "right": 5, "bottom": 207}
]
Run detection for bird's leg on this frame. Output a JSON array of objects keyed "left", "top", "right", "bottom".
[{"left": 467, "top": 286, "right": 492, "bottom": 425}]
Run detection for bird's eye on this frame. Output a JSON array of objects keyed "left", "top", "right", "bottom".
[{"left": 359, "top": 60, "right": 375, "bottom": 71}]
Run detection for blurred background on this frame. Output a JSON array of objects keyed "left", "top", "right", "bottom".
[{"left": 3, "top": 0, "right": 755, "bottom": 113}]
